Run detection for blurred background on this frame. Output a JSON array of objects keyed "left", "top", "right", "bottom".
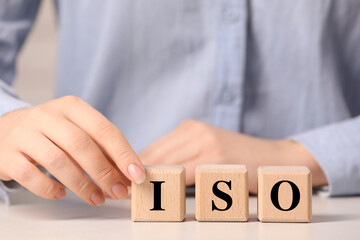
[{"left": 13, "top": 0, "right": 57, "bottom": 106}]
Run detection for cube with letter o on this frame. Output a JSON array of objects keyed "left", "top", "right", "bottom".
[{"left": 257, "top": 166, "right": 312, "bottom": 222}]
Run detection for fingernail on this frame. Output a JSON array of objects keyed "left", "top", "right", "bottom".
[
  {"left": 128, "top": 164, "right": 146, "bottom": 184},
  {"left": 91, "top": 190, "right": 105, "bottom": 206},
  {"left": 112, "top": 183, "right": 128, "bottom": 199},
  {"left": 55, "top": 188, "right": 66, "bottom": 199}
]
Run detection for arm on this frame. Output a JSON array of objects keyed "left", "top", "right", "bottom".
[
  {"left": 139, "top": 118, "right": 359, "bottom": 196},
  {"left": 0, "top": 0, "right": 41, "bottom": 204},
  {"left": 291, "top": 116, "right": 360, "bottom": 196},
  {"left": 0, "top": 1, "right": 146, "bottom": 205}
]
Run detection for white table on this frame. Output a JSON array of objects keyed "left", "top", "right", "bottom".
[{"left": 1, "top": 190, "right": 359, "bottom": 240}]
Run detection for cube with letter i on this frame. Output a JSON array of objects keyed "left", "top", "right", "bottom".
[
  {"left": 131, "top": 165, "right": 185, "bottom": 222},
  {"left": 195, "top": 165, "right": 249, "bottom": 222},
  {"left": 257, "top": 166, "right": 312, "bottom": 222}
]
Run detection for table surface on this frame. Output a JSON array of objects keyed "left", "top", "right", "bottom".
[{"left": 1, "top": 190, "right": 359, "bottom": 240}]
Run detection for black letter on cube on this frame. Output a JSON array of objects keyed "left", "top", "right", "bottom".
[
  {"left": 212, "top": 180, "right": 233, "bottom": 211},
  {"left": 270, "top": 180, "right": 300, "bottom": 211},
  {"left": 150, "top": 181, "right": 165, "bottom": 211}
]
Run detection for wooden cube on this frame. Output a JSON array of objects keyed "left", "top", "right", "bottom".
[
  {"left": 131, "top": 165, "right": 185, "bottom": 222},
  {"left": 257, "top": 166, "right": 312, "bottom": 222},
  {"left": 195, "top": 165, "right": 249, "bottom": 221}
]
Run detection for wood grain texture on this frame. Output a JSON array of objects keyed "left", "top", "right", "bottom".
[
  {"left": 195, "top": 165, "right": 249, "bottom": 222},
  {"left": 131, "top": 165, "right": 185, "bottom": 222},
  {"left": 257, "top": 166, "right": 312, "bottom": 223}
]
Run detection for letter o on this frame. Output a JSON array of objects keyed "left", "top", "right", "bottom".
[{"left": 270, "top": 180, "right": 300, "bottom": 211}]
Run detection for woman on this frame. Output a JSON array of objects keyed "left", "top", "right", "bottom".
[{"left": 0, "top": 0, "right": 359, "bottom": 205}]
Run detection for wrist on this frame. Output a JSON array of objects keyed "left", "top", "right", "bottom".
[{"left": 277, "top": 139, "right": 328, "bottom": 187}]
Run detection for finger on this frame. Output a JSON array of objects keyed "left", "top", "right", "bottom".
[
  {"left": 165, "top": 142, "right": 202, "bottom": 165},
  {"left": 181, "top": 158, "right": 207, "bottom": 186},
  {"left": 8, "top": 152, "right": 66, "bottom": 200},
  {"left": 140, "top": 139, "right": 200, "bottom": 166},
  {"left": 140, "top": 130, "right": 183, "bottom": 160},
  {"left": 59, "top": 96, "right": 145, "bottom": 184},
  {"left": 104, "top": 191, "right": 112, "bottom": 199},
  {"left": 139, "top": 129, "right": 191, "bottom": 164},
  {"left": 35, "top": 116, "right": 129, "bottom": 200},
  {"left": 17, "top": 130, "right": 109, "bottom": 205},
  {"left": 105, "top": 150, "right": 131, "bottom": 186}
]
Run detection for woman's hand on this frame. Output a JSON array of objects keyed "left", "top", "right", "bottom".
[
  {"left": 0, "top": 96, "right": 145, "bottom": 205},
  {"left": 140, "top": 120, "right": 327, "bottom": 194}
]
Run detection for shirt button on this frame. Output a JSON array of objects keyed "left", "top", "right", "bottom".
[
  {"left": 224, "top": 10, "right": 240, "bottom": 23},
  {"left": 221, "top": 90, "right": 236, "bottom": 103}
]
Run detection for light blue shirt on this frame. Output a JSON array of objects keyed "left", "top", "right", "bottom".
[{"left": 1, "top": 0, "right": 360, "bottom": 203}]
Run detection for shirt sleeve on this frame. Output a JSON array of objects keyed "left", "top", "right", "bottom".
[
  {"left": 0, "top": 79, "right": 32, "bottom": 116},
  {"left": 290, "top": 116, "right": 360, "bottom": 197},
  {"left": 0, "top": 180, "right": 25, "bottom": 205},
  {"left": 0, "top": 0, "right": 41, "bottom": 204}
]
